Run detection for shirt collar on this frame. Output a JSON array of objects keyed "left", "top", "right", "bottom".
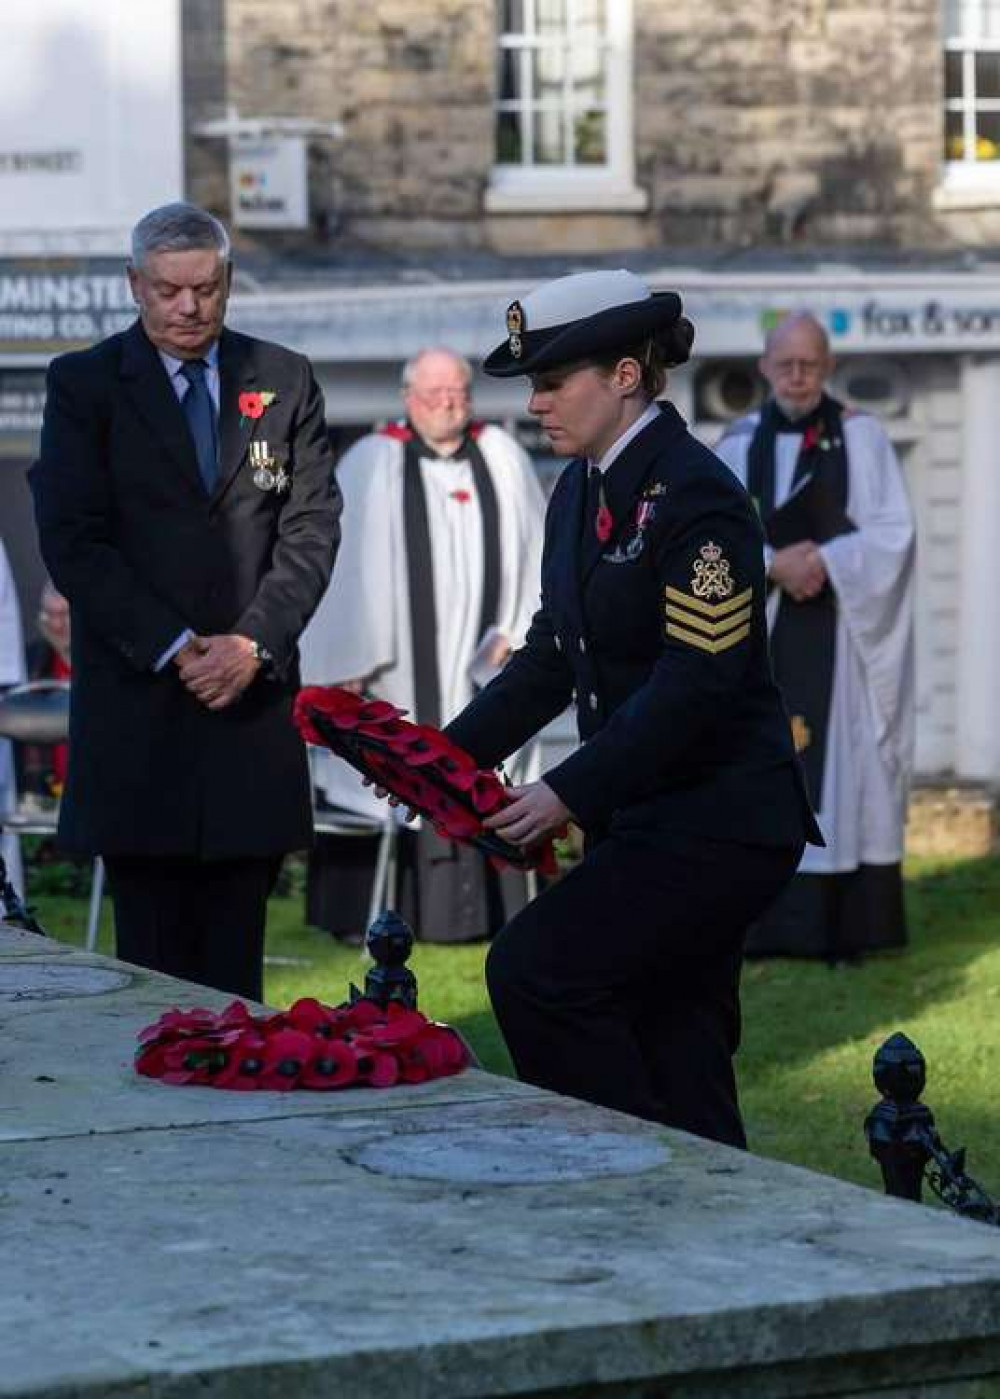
[
  {"left": 159, "top": 340, "right": 220, "bottom": 381},
  {"left": 589, "top": 402, "right": 661, "bottom": 475}
]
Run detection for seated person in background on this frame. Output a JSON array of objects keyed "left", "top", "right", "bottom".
[
  {"left": 0, "top": 539, "right": 26, "bottom": 888},
  {"left": 18, "top": 580, "right": 72, "bottom": 805}
]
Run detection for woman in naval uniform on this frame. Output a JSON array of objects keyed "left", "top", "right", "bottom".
[{"left": 445, "top": 270, "right": 821, "bottom": 1148}]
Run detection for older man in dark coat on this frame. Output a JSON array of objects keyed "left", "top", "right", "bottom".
[{"left": 30, "top": 202, "right": 341, "bottom": 999}]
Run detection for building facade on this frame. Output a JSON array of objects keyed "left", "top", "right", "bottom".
[
  {"left": 4, "top": 0, "right": 1000, "bottom": 790},
  {"left": 184, "top": 0, "right": 999, "bottom": 255}
]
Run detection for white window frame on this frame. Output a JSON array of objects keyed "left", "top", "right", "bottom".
[
  {"left": 938, "top": 0, "right": 1000, "bottom": 208},
  {"left": 486, "top": 0, "right": 646, "bottom": 214}
]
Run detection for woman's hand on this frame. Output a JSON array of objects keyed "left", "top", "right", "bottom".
[
  {"left": 361, "top": 776, "right": 417, "bottom": 821},
  {"left": 482, "top": 780, "right": 571, "bottom": 850}
]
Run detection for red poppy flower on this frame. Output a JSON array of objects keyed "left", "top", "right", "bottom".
[
  {"left": 238, "top": 391, "right": 266, "bottom": 419},
  {"left": 467, "top": 773, "right": 507, "bottom": 815},
  {"left": 137, "top": 1005, "right": 219, "bottom": 1044},
  {"left": 450, "top": 489, "right": 472, "bottom": 503},
  {"left": 285, "top": 997, "right": 342, "bottom": 1035},
  {"left": 259, "top": 1028, "right": 315, "bottom": 1091},
  {"left": 213, "top": 1030, "right": 269, "bottom": 1090},
  {"left": 157, "top": 1037, "right": 228, "bottom": 1085},
  {"left": 802, "top": 424, "right": 821, "bottom": 451},
  {"left": 357, "top": 1050, "right": 400, "bottom": 1088},
  {"left": 300, "top": 1039, "right": 359, "bottom": 1089},
  {"left": 353, "top": 1005, "right": 427, "bottom": 1048},
  {"left": 393, "top": 726, "right": 454, "bottom": 766},
  {"left": 339, "top": 998, "right": 384, "bottom": 1031}
]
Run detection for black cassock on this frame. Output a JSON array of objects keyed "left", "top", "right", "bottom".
[{"left": 446, "top": 403, "right": 820, "bottom": 1147}]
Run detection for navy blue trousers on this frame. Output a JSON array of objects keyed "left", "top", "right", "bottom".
[{"left": 486, "top": 829, "right": 802, "bottom": 1148}]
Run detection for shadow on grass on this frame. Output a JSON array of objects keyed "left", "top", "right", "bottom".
[
  {"left": 738, "top": 854, "right": 1000, "bottom": 1186},
  {"left": 740, "top": 855, "right": 1000, "bottom": 1077}
]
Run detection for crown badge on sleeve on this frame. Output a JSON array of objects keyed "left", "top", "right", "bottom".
[
  {"left": 691, "top": 540, "right": 734, "bottom": 601},
  {"left": 506, "top": 301, "right": 524, "bottom": 359}
]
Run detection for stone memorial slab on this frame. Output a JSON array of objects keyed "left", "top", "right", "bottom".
[
  {"left": 350, "top": 1123, "right": 671, "bottom": 1183},
  {"left": 0, "top": 925, "right": 71, "bottom": 957},
  {"left": 0, "top": 959, "right": 132, "bottom": 1000},
  {"left": 4, "top": 920, "right": 1000, "bottom": 1398}
]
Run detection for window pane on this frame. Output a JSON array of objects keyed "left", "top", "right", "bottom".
[
  {"left": 946, "top": 50, "right": 965, "bottom": 100},
  {"left": 533, "top": 43, "right": 566, "bottom": 99},
  {"left": 944, "top": 0, "right": 967, "bottom": 40},
  {"left": 497, "top": 48, "right": 522, "bottom": 101},
  {"left": 572, "top": 39, "right": 605, "bottom": 101},
  {"left": 496, "top": 111, "right": 523, "bottom": 164},
  {"left": 497, "top": 0, "right": 525, "bottom": 34},
  {"left": 573, "top": 109, "right": 606, "bottom": 163},
  {"left": 573, "top": 0, "right": 606, "bottom": 23},
  {"left": 533, "top": 109, "right": 566, "bottom": 163},
  {"left": 537, "top": 0, "right": 567, "bottom": 34},
  {"left": 977, "top": 50, "right": 1000, "bottom": 96},
  {"left": 945, "top": 108, "right": 965, "bottom": 159},
  {"left": 975, "top": 109, "right": 1000, "bottom": 156}
]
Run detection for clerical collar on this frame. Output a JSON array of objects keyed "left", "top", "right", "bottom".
[
  {"left": 588, "top": 402, "right": 661, "bottom": 476},
  {"left": 767, "top": 395, "right": 827, "bottom": 434},
  {"left": 408, "top": 423, "right": 469, "bottom": 462}
]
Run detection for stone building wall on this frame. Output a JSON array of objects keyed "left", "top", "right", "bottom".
[
  {"left": 181, "top": 0, "right": 967, "bottom": 255},
  {"left": 635, "top": 0, "right": 944, "bottom": 249},
  {"left": 183, "top": 0, "right": 495, "bottom": 252}
]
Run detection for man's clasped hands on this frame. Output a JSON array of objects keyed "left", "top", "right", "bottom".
[{"left": 174, "top": 634, "right": 261, "bottom": 711}]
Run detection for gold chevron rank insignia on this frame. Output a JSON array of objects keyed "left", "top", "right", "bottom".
[{"left": 663, "top": 580, "right": 753, "bottom": 654}]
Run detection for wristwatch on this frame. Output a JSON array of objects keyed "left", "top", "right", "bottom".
[{"left": 249, "top": 639, "right": 273, "bottom": 668}]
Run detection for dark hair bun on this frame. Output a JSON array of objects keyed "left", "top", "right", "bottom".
[{"left": 658, "top": 316, "right": 695, "bottom": 368}]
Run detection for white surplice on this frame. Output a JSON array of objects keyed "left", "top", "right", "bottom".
[
  {"left": 299, "top": 425, "right": 546, "bottom": 819},
  {"left": 716, "top": 412, "right": 916, "bottom": 873},
  {"left": 0, "top": 541, "right": 27, "bottom": 889}
]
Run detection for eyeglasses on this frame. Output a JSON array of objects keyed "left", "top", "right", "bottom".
[
  {"left": 407, "top": 387, "right": 471, "bottom": 406},
  {"left": 769, "top": 358, "right": 825, "bottom": 376}
]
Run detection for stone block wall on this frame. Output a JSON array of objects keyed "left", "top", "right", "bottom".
[
  {"left": 182, "top": 0, "right": 956, "bottom": 254},
  {"left": 635, "top": 0, "right": 944, "bottom": 249},
  {"left": 183, "top": 0, "right": 495, "bottom": 251}
]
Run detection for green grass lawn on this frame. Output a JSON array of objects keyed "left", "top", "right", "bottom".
[{"left": 29, "top": 853, "right": 1000, "bottom": 1198}]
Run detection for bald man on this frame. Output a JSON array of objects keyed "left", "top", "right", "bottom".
[
  {"left": 716, "top": 313, "right": 916, "bottom": 961},
  {"left": 299, "top": 347, "right": 546, "bottom": 944}
]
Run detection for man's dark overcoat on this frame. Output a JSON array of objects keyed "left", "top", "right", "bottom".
[{"left": 30, "top": 321, "right": 341, "bottom": 859}]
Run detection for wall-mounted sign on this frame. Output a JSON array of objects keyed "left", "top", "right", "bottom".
[
  {"left": 0, "top": 1, "right": 182, "bottom": 250},
  {"left": 0, "top": 369, "right": 46, "bottom": 455},
  {"left": 231, "top": 137, "right": 309, "bottom": 230},
  {"left": 0, "top": 264, "right": 133, "bottom": 354}
]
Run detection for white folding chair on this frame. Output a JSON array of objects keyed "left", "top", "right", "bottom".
[
  {"left": 309, "top": 746, "right": 397, "bottom": 933},
  {"left": 0, "top": 680, "right": 105, "bottom": 950},
  {"left": 4, "top": 800, "right": 105, "bottom": 950}
]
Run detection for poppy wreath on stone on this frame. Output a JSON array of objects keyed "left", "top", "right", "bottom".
[
  {"left": 293, "top": 685, "right": 560, "bottom": 875},
  {"left": 135, "top": 996, "right": 469, "bottom": 1092}
]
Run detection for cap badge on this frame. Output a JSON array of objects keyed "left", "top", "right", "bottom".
[{"left": 506, "top": 300, "right": 524, "bottom": 359}]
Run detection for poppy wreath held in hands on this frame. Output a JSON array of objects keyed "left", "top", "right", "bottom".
[
  {"left": 136, "top": 996, "right": 469, "bottom": 1091},
  {"left": 293, "top": 685, "right": 561, "bottom": 875}
]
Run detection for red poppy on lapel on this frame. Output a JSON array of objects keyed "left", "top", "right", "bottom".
[{"left": 238, "top": 389, "right": 277, "bottom": 422}]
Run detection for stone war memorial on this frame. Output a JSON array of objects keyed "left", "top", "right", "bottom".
[{"left": 3, "top": 916, "right": 1000, "bottom": 1399}]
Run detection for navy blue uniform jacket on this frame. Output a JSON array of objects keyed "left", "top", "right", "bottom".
[
  {"left": 447, "top": 403, "right": 821, "bottom": 848},
  {"left": 29, "top": 321, "right": 341, "bottom": 860}
]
